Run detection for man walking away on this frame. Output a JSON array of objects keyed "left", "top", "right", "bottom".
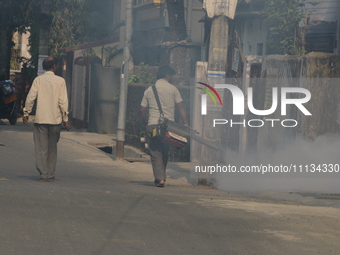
[
  {"left": 140, "top": 66, "right": 189, "bottom": 187},
  {"left": 23, "top": 56, "right": 69, "bottom": 182}
]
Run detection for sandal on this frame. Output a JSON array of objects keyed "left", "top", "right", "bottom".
[{"left": 155, "top": 180, "right": 165, "bottom": 187}]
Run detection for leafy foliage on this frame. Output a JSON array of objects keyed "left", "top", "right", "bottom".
[
  {"left": 102, "top": 21, "right": 125, "bottom": 66},
  {"left": 1, "top": 0, "right": 118, "bottom": 79},
  {"left": 0, "top": 0, "right": 40, "bottom": 34},
  {"left": 262, "top": 0, "right": 317, "bottom": 55},
  {"left": 0, "top": 0, "right": 40, "bottom": 78},
  {"left": 128, "top": 63, "right": 156, "bottom": 84},
  {"left": 1, "top": 0, "right": 125, "bottom": 82},
  {"left": 19, "top": 57, "right": 38, "bottom": 83},
  {"left": 103, "top": 45, "right": 123, "bottom": 66},
  {"left": 49, "top": 0, "right": 114, "bottom": 57}
]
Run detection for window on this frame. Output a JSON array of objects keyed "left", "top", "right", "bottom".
[{"left": 257, "top": 43, "right": 263, "bottom": 56}]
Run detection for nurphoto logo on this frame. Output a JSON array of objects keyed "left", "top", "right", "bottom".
[
  {"left": 197, "top": 82, "right": 223, "bottom": 115},
  {"left": 198, "top": 83, "right": 312, "bottom": 128}
]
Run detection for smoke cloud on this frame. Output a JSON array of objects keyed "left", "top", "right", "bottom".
[{"left": 214, "top": 134, "right": 340, "bottom": 193}]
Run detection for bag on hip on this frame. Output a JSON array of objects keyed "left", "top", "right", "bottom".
[{"left": 151, "top": 118, "right": 188, "bottom": 149}]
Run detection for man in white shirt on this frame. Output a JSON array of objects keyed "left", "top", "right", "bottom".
[
  {"left": 140, "top": 66, "right": 189, "bottom": 187},
  {"left": 23, "top": 56, "right": 69, "bottom": 181}
]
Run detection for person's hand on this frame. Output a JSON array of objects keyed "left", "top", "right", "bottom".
[
  {"left": 22, "top": 116, "right": 29, "bottom": 124},
  {"left": 64, "top": 121, "right": 70, "bottom": 130}
]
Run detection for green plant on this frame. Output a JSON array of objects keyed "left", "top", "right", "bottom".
[
  {"left": 49, "top": 0, "right": 115, "bottom": 56},
  {"left": 262, "top": 0, "right": 319, "bottom": 55},
  {"left": 128, "top": 62, "right": 156, "bottom": 84},
  {"left": 103, "top": 45, "right": 123, "bottom": 66},
  {"left": 81, "top": 47, "right": 96, "bottom": 58}
]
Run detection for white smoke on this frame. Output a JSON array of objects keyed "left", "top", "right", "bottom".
[{"left": 214, "top": 134, "right": 340, "bottom": 193}]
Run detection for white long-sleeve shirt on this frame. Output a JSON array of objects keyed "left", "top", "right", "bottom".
[{"left": 23, "top": 71, "right": 69, "bottom": 124}]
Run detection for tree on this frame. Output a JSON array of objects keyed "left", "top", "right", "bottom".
[
  {"left": 262, "top": 0, "right": 313, "bottom": 55},
  {"left": 0, "top": 0, "right": 39, "bottom": 79},
  {"left": 49, "top": 0, "right": 114, "bottom": 57},
  {"left": 0, "top": 0, "right": 122, "bottom": 82},
  {"left": 49, "top": 0, "right": 87, "bottom": 57}
]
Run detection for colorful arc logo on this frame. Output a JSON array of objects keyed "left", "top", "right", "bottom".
[{"left": 197, "top": 82, "right": 223, "bottom": 115}]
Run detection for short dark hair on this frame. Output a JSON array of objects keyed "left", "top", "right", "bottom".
[
  {"left": 42, "top": 57, "right": 58, "bottom": 70},
  {"left": 157, "top": 66, "right": 176, "bottom": 79}
]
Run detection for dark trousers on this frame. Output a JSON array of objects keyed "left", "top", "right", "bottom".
[
  {"left": 147, "top": 125, "right": 170, "bottom": 182},
  {"left": 33, "top": 123, "right": 62, "bottom": 179}
]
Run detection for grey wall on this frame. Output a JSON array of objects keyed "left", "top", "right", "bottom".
[
  {"left": 258, "top": 52, "right": 340, "bottom": 149},
  {"left": 88, "top": 62, "right": 120, "bottom": 134},
  {"left": 214, "top": 53, "right": 340, "bottom": 193}
]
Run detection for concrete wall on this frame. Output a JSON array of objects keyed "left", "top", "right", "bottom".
[
  {"left": 301, "top": 53, "right": 340, "bottom": 140},
  {"left": 88, "top": 62, "right": 120, "bottom": 134},
  {"left": 68, "top": 52, "right": 121, "bottom": 132},
  {"left": 196, "top": 53, "right": 340, "bottom": 193},
  {"left": 258, "top": 52, "right": 340, "bottom": 151},
  {"left": 256, "top": 55, "right": 306, "bottom": 155},
  {"left": 164, "top": 45, "right": 202, "bottom": 85}
]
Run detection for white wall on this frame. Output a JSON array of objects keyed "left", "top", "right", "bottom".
[
  {"left": 305, "top": 0, "right": 340, "bottom": 22},
  {"left": 11, "top": 32, "right": 31, "bottom": 71},
  {"left": 234, "top": 17, "right": 268, "bottom": 56}
]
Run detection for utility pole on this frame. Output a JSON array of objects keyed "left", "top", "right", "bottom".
[
  {"left": 197, "top": 15, "right": 229, "bottom": 184},
  {"left": 204, "top": 0, "right": 238, "bottom": 72},
  {"left": 116, "top": 0, "right": 133, "bottom": 160},
  {"left": 198, "top": 0, "right": 237, "bottom": 183},
  {"left": 208, "top": 16, "right": 229, "bottom": 72}
]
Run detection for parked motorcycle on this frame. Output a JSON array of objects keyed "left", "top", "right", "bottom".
[{"left": 0, "top": 80, "right": 17, "bottom": 125}]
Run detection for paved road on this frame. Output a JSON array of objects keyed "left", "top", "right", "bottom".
[{"left": 1, "top": 121, "right": 340, "bottom": 255}]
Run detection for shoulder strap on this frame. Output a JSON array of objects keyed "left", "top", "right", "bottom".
[{"left": 152, "top": 85, "right": 164, "bottom": 116}]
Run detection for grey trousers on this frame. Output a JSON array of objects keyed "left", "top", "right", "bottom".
[
  {"left": 33, "top": 123, "right": 62, "bottom": 179},
  {"left": 147, "top": 125, "right": 170, "bottom": 182}
]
